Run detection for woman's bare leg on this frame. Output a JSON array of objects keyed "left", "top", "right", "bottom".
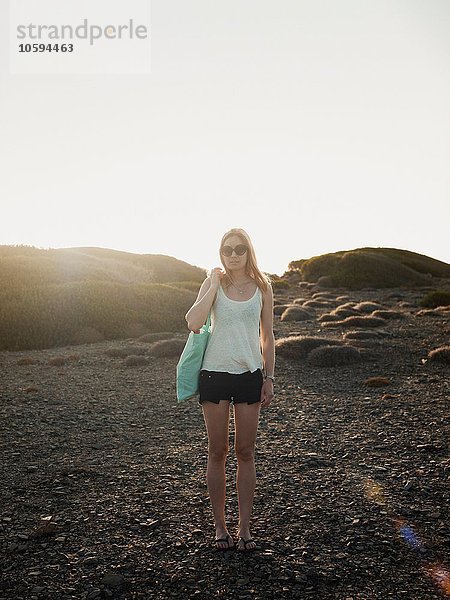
[
  {"left": 201, "top": 399, "right": 231, "bottom": 548},
  {"left": 233, "top": 401, "right": 261, "bottom": 549}
]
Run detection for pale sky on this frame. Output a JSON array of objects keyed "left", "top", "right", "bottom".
[{"left": 1, "top": 0, "right": 449, "bottom": 275}]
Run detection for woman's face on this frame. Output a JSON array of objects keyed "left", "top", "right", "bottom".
[{"left": 220, "top": 234, "right": 249, "bottom": 273}]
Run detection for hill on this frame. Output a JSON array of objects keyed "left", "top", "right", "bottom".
[
  {"left": 0, "top": 245, "right": 205, "bottom": 351},
  {"left": 0, "top": 245, "right": 205, "bottom": 290},
  {"left": 287, "top": 247, "right": 450, "bottom": 290}
]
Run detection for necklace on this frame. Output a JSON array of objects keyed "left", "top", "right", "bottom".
[{"left": 229, "top": 276, "right": 253, "bottom": 295}]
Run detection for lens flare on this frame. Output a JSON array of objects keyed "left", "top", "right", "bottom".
[
  {"left": 398, "top": 522, "right": 422, "bottom": 550},
  {"left": 362, "top": 477, "right": 449, "bottom": 598},
  {"left": 364, "top": 479, "right": 386, "bottom": 505},
  {"left": 424, "top": 564, "right": 450, "bottom": 596}
]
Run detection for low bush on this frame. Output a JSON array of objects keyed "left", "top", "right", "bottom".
[
  {"left": 302, "top": 300, "right": 332, "bottom": 309},
  {"left": 343, "top": 331, "right": 381, "bottom": 340},
  {"left": 281, "top": 307, "right": 315, "bottom": 322},
  {"left": 48, "top": 357, "right": 66, "bottom": 366},
  {"left": 333, "top": 308, "right": 359, "bottom": 318},
  {"left": 312, "top": 292, "right": 336, "bottom": 299},
  {"left": 307, "top": 345, "right": 362, "bottom": 366},
  {"left": 17, "top": 357, "right": 39, "bottom": 365},
  {"left": 427, "top": 346, "right": 450, "bottom": 364},
  {"left": 354, "top": 301, "right": 383, "bottom": 313},
  {"left": 371, "top": 309, "right": 404, "bottom": 320},
  {"left": 124, "top": 355, "right": 148, "bottom": 367},
  {"left": 419, "top": 291, "right": 450, "bottom": 308},
  {"left": 148, "top": 339, "right": 186, "bottom": 357},
  {"left": 274, "top": 304, "right": 292, "bottom": 315},
  {"left": 275, "top": 336, "right": 343, "bottom": 359},
  {"left": 318, "top": 314, "right": 342, "bottom": 323},
  {"left": 322, "top": 316, "right": 387, "bottom": 328}
]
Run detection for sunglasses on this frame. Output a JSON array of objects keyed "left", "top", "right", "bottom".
[{"left": 220, "top": 244, "right": 248, "bottom": 257}]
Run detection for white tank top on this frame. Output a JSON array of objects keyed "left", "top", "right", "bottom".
[{"left": 201, "top": 283, "right": 263, "bottom": 374}]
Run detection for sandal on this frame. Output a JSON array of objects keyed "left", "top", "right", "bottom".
[
  {"left": 237, "top": 536, "right": 258, "bottom": 552},
  {"left": 215, "top": 533, "right": 234, "bottom": 551}
]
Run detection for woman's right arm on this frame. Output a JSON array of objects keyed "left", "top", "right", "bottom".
[{"left": 185, "top": 268, "right": 222, "bottom": 332}]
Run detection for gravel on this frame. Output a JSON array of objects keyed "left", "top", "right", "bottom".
[{"left": 1, "top": 285, "right": 449, "bottom": 600}]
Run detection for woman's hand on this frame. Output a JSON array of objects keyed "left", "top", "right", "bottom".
[
  {"left": 209, "top": 267, "right": 225, "bottom": 290},
  {"left": 260, "top": 379, "right": 274, "bottom": 409}
]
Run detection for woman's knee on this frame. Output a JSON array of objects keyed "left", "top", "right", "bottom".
[
  {"left": 235, "top": 445, "right": 255, "bottom": 462},
  {"left": 208, "top": 445, "right": 229, "bottom": 462}
]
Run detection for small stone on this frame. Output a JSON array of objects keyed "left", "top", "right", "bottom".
[
  {"left": 101, "top": 573, "right": 125, "bottom": 587},
  {"left": 31, "top": 587, "right": 46, "bottom": 594}
]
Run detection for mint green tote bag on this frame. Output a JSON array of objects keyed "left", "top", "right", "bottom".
[{"left": 176, "top": 314, "right": 211, "bottom": 402}]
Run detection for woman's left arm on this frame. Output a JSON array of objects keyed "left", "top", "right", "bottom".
[{"left": 260, "top": 283, "right": 275, "bottom": 409}]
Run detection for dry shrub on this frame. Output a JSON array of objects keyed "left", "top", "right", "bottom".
[
  {"left": 48, "top": 357, "right": 66, "bottom": 366},
  {"left": 105, "top": 346, "right": 147, "bottom": 358},
  {"left": 323, "top": 316, "right": 386, "bottom": 329},
  {"left": 371, "top": 310, "right": 404, "bottom": 320},
  {"left": 333, "top": 308, "right": 360, "bottom": 319},
  {"left": 275, "top": 336, "right": 343, "bottom": 359},
  {"left": 415, "top": 309, "right": 440, "bottom": 317},
  {"left": 302, "top": 300, "right": 332, "bottom": 309},
  {"left": 343, "top": 331, "right": 381, "bottom": 340},
  {"left": 337, "top": 302, "right": 357, "bottom": 310},
  {"left": 307, "top": 345, "right": 362, "bottom": 366},
  {"left": 427, "top": 346, "right": 450, "bottom": 364},
  {"left": 17, "top": 357, "right": 38, "bottom": 365},
  {"left": 357, "top": 348, "right": 379, "bottom": 361},
  {"left": 124, "top": 355, "right": 148, "bottom": 367},
  {"left": 25, "top": 385, "right": 38, "bottom": 393},
  {"left": 148, "top": 339, "right": 186, "bottom": 357},
  {"left": 354, "top": 301, "right": 383, "bottom": 313},
  {"left": 419, "top": 290, "right": 450, "bottom": 308},
  {"left": 137, "top": 332, "right": 173, "bottom": 343},
  {"left": 364, "top": 376, "right": 391, "bottom": 387},
  {"left": 274, "top": 304, "right": 291, "bottom": 315},
  {"left": 318, "top": 313, "right": 342, "bottom": 323},
  {"left": 68, "top": 354, "right": 80, "bottom": 361},
  {"left": 281, "top": 307, "right": 315, "bottom": 322}
]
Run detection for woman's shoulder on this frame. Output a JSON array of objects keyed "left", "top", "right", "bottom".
[{"left": 260, "top": 280, "right": 273, "bottom": 302}]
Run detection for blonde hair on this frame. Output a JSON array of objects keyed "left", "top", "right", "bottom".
[{"left": 219, "top": 228, "right": 270, "bottom": 293}]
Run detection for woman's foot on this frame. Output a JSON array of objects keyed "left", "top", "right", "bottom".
[
  {"left": 215, "top": 527, "right": 234, "bottom": 550},
  {"left": 237, "top": 527, "right": 256, "bottom": 551}
]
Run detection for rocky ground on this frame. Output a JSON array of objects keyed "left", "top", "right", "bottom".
[{"left": 1, "top": 283, "right": 449, "bottom": 600}]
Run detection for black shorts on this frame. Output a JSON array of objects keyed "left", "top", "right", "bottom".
[{"left": 198, "top": 369, "right": 264, "bottom": 405}]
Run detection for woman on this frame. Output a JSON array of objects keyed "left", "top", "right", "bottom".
[{"left": 185, "top": 228, "right": 275, "bottom": 552}]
